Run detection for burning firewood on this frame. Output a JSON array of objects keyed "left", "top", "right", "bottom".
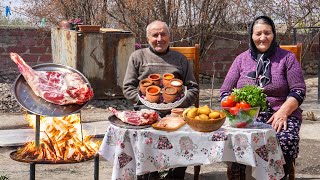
[{"left": 16, "top": 113, "right": 101, "bottom": 162}]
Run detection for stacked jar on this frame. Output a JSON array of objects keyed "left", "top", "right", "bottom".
[{"left": 138, "top": 73, "right": 183, "bottom": 104}]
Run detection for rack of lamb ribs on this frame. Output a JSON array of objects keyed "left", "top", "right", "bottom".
[{"left": 10, "top": 52, "right": 94, "bottom": 105}]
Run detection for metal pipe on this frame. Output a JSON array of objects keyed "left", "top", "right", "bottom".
[
  {"left": 80, "top": 111, "right": 84, "bottom": 144},
  {"left": 210, "top": 62, "right": 216, "bottom": 109},
  {"left": 318, "top": 64, "right": 320, "bottom": 103},
  {"left": 293, "top": 26, "right": 320, "bottom": 29},
  {"left": 293, "top": 28, "right": 297, "bottom": 44},
  {"left": 318, "top": 34, "right": 320, "bottom": 103},
  {"left": 35, "top": 115, "right": 40, "bottom": 148},
  {"left": 94, "top": 154, "right": 99, "bottom": 180},
  {"left": 30, "top": 163, "right": 35, "bottom": 180}
]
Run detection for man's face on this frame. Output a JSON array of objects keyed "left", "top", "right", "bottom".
[{"left": 147, "top": 23, "right": 170, "bottom": 53}]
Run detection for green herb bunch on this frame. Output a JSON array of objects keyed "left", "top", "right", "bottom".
[{"left": 232, "top": 84, "right": 267, "bottom": 110}]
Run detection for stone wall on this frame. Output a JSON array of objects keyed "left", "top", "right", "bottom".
[
  {"left": 198, "top": 32, "right": 319, "bottom": 83},
  {"left": 0, "top": 26, "right": 51, "bottom": 83},
  {"left": 0, "top": 27, "right": 318, "bottom": 84},
  {"left": 199, "top": 32, "right": 248, "bottom": 83},
  {"left": 303, "top": 42, "right": 319, "bottom": 75}
]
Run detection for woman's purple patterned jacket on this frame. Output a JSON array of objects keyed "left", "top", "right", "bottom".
[{"left": 220, "top": 47, "right": 306, "bottom": 120}]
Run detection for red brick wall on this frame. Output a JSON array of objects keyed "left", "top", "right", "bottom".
[
  {"left": 0, "top": 27, "right": 318, "bottom": 83},
  {"left": 0, "top": 27, "right": 52, "bottom": 71},
  {"left": 201, "top": 32, "right": 248, "bottom": 81},
  {"left": 200, "top": 32, "right": 319, "bottom": 82}
]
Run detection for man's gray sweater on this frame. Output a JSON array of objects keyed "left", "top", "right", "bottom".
[{"left": 123, "top": 47, "right": 199, "bottom": 107}]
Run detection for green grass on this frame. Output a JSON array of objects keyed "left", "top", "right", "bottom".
[{"left": 0, "top": 16, "right": 29, "bottom": 26}]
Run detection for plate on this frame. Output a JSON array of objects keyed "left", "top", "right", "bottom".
[
  {"left": 138, "top": 86, "right": 187, "bottom": 110},
  {"left": 108, "top": 115, "right": 151, "bottom": 129},
  {"left": 13, "top": 63, "right": 92, "bottom": 117}
]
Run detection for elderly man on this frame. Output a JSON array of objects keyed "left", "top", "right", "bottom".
[
  {"left": 122, "top": 20, "right": 199, "bottom": 179},
  {"left": 123, "top": 20, "right": 199, "bottom": 109}
]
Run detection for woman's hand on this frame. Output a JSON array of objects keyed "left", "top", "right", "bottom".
[
  {"left": 267, "top": 112, "right": 288, "bottom": 132},
  {"left": 267, "top": 97, "right": 299, "bottom": 132}
]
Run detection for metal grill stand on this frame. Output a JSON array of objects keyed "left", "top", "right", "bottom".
[
  {"left": 11, "top": 63, "right": 99, "bottom": 179},
  {"left": 12, "top": 113, "right": 100, "bottom": 180},
  {"left": 28, "top": 154, "right": 100, "bottom": 180}
]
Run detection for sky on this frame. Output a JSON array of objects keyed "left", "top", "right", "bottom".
[{"left": 1, "top": 0, "right": 27, "bottom": 19}]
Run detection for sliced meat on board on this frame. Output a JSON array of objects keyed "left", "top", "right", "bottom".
[{"left": 109, "top": 107, "right": 159, "bottom": 126}]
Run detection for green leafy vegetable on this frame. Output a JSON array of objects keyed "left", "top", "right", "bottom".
[{"left": 232, "top": 84, "right": 267, "bottom": 110}]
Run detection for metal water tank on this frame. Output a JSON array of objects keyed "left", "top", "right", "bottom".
[{"left": 51, "top": 28, "right": 135, "bottom": 99}]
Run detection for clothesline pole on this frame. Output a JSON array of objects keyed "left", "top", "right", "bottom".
[{"left": 210, "top": 62, "right": 216, "bottom": 109}]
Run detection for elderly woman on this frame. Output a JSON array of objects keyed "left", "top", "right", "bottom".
[{"left": 220, "top": 16, "right": 306, "bottom": 180}]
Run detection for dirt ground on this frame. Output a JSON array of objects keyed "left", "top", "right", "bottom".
[
  {"left": 0, "top": 135, "right": 320, "bottom": 180},
  {"left": 0, "top": 76, "right": 319, "bottom": 180}
]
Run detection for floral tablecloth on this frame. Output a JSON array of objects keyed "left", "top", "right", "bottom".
[{"left": 99, "top": 122, "right": 285, "bottom": 180}]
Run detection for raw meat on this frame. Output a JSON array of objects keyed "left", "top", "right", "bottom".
[
  {"left": 156, "top": 116, "right": 185, "bottom": 129},
  {"left": 109, "top": 107, "right": 159, "bottom": 126},
  {"left": 10, "top": 52, "right": 94, "bottom": 105}
]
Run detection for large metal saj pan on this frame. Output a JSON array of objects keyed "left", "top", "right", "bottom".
[{"left": 13, "top": 63, "right": 92, "bottom": 117}]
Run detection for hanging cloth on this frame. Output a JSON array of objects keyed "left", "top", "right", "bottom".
[{"left": 40, "top": 18, "right": 46, "bottom": 27}]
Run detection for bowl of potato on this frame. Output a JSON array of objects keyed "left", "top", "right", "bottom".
[{"left": 183, "top": 105, "right": 226, "bottom": 132}]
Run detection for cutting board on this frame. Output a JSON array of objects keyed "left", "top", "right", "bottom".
[{"left": 152, "top": 117, "right": 186, "bottom": 132}]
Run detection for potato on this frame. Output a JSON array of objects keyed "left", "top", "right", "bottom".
[
  {"left": 209, "top": 112, "right": 220, "bottom": 119},
  {"left": 198, "top": 105, "right": 211, "bottom": 115},
  {"left": 199, "top": 114, "right": 209, "bottom": 120},
  {"left": 187, "top": 107, "right": 198, "bottom": 118}
]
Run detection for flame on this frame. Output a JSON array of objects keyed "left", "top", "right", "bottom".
[{"left": 16, "top": 113, "right": 101, "bottom": 162}]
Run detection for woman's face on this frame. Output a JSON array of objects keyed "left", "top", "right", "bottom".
[
  {"left": 252, "top": 23, "right": 274, "bottom": 53},
  {"left": 147, "top": 23, "right": 170, "bottom": 53}
]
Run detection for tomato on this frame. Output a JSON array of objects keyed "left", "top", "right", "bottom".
[
  {"left": 239, "top": 101, "right": 251, "bottom": 111},
  {"left": 229, "top": 107, "right": 239, "bottom": 115},
  {"left": 235, "top": 103, "right": 240, "bottom": 108},
  {"left": 236, "top": 122, "right": 247, "bottom": 128},
  {"left": 221, "top": 100, "right": 231, "bottom": 108},
  {"left": 221, "top": 95, "right": 237, "bottom": 108},
  {"left": 227, "top": 95, "right": 236, "bottom": 106}
]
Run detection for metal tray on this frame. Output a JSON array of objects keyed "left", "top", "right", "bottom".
[
  {"left": 13, "top": 63, "right": 92, "bottom": 117},
  {"left": 108, "top": 115, "right": 151, "bottom": 129},
  {"left": 10, "top": 150, "right": 96, "bottom": 164}
]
